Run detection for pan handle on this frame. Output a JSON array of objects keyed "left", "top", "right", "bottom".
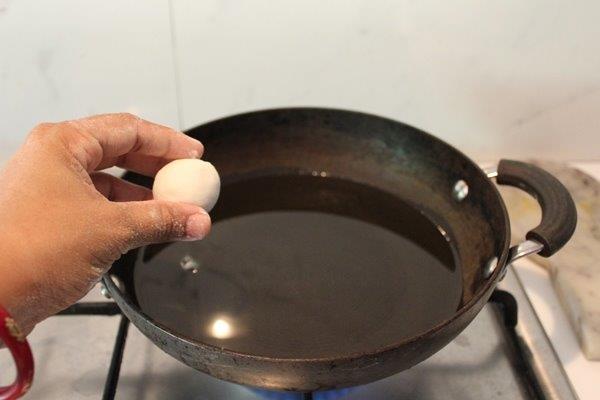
[{"left": 489, "top": 160, "right": 577, "bottom": 262}]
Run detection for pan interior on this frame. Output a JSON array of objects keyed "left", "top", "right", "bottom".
[{"left": 132, "top": 173, "right": 463, "bottom": 359}]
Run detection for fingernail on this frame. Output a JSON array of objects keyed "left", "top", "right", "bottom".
[{"left": 184, "top": 212, "right": 211, "bottom": 240}]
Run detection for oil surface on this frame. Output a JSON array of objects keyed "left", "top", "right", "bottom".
[{"left": 133, "top": 175, "right": 462, "bottom": 359}]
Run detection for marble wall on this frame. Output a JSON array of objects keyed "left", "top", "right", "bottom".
[{"left": 1, "top": 0, "right": 599, "bottom": 165}]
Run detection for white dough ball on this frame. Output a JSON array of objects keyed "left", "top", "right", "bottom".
[{"left": 153, "top": 159, "right": 221, "bottom": 212}]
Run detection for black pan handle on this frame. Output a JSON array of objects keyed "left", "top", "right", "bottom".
[{"left": 496, "top": 159, "right": 577, "bottom": 257}]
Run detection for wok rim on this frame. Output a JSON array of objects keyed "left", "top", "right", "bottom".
[{"left": 104, "top": 106, "right": 511, "bottom": 365}]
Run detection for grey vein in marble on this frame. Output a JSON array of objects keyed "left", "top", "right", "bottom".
[{"left": 499, "top": 160, "right": 600, "bottom": 360}]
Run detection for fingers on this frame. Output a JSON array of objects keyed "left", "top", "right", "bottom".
[
  {"left": 66, "top": 113, "right": 203, "bottom": 175},
  {"left": 115, "top": 200, "right": 211, "bottom": 249},
  {"left": 111, "top": 153, "right": 176, "bottom": 177},
  {"left": 91, "top": 172, "right": 153, "bottom": 202}
]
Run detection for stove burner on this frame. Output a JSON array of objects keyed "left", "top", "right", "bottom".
[
  {"left": 252, "top": 388, "right": 353, "bottom": 400},
  {"left": 54, "top": 289, "right": 563, "bottom": 400}
]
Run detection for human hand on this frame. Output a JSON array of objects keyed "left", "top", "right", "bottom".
[{"left": 0, "top": 113, "right": 212, "bottom": 334}]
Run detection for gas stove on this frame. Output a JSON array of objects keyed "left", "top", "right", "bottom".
[{"left": 0, "top": 265, "right": 576, "bottom": 400}]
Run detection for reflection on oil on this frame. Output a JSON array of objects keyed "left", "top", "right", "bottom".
[
  {"left": 180, "top": 254, "right": 200, "bottom": 274},
  {"left": 210, "top": 317, "right": 234, "bottom": 339}
]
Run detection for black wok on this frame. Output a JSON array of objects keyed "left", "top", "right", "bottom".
[{"left": 104, "top": 108, "right": 576, "bottom": 392}]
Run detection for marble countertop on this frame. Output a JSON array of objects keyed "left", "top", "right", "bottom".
[{"left": 512, "top": 161, "right": 600, "bottom": 400}]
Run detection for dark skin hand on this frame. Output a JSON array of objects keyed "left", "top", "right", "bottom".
[{"left": 0, "top": 113, "right": 212, "bottom": 335}]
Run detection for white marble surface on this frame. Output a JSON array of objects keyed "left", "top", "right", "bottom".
[
  {"left": 512, "top": 162, "right": 600, "bottom": 400},
  {"left": 172, "top": 0, "right": 600, "bottom": 160},
  {"left": 2, "top": 0, "right": 600, "bottom": 162},
  {"left": 500, "top": 161, "right": 600, "bottom": 361},
  {"left": 5, "top": 1, "right": 599, "bottom": 163},
  {"left": 0, "top": 0, "right": 180, "bottom": 166}
]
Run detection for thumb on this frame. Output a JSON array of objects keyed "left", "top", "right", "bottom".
[{"left": 117, "top": 200, "right": 211, "bottom": 248}]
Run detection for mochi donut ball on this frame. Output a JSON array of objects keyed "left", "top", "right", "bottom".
[{"left": 153, "top": 159, "right": 221, "bottom": 212}]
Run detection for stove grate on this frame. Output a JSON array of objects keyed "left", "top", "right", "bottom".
[{"left": 56, "top": 290, "right": 540, "bottom": 400}]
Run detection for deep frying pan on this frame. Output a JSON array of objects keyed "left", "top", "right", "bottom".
[{"left": 103, "top": 108, "right": 576, "bottom": 392}]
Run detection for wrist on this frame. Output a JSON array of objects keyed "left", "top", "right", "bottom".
[
  {"left": 0, "top": 303, "right": 35, "bottom": 398},
  {"left": 0, "top": 235, "right": 37, "bottom": 334}
]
